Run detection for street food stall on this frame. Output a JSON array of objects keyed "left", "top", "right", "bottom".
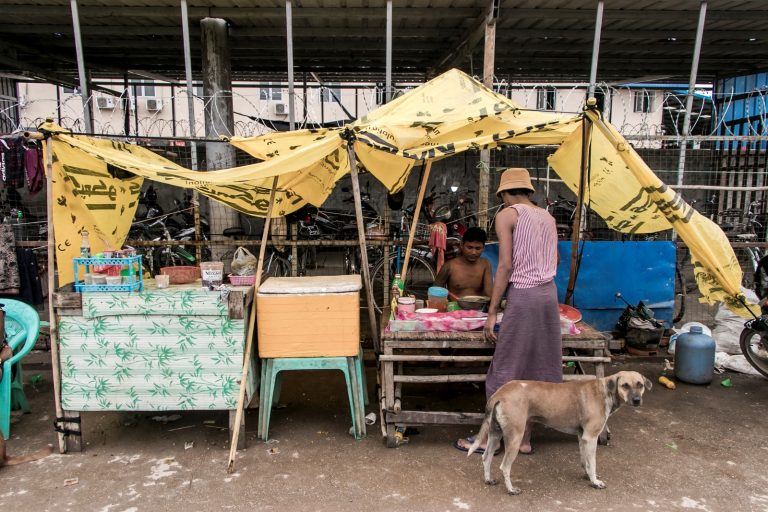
[
  {"left": 34, "top": 69, "right": 753, "bottom": 470},
  {"left": 378, "top": 307, "right": 609, "bottom": 447}
]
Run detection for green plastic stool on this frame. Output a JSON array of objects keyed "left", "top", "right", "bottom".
[
  {"left": 268, "top": 348, "right": 368, "bottom": 409},
  {"left": 258, "top": 354, "right": 366, "bottom": 441}
]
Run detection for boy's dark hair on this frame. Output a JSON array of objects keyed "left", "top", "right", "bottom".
[{"left": 462, "top": 227, "right": 487, "bottom": 245}]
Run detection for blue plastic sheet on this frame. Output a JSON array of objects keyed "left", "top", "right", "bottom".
[{"left": 481, "top": 240, "right": 675, "bottom": 331}]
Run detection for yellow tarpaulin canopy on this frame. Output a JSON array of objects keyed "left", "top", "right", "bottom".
[{"left": 43, "top": 69, "right": 756, "bottom": 317}]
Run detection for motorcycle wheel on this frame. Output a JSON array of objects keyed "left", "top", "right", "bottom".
[
  {"left": 739, "top": 326, "right": 768, "bottom": 378},
  {"left": 433, "top": 204, "right": 452, "bottom": 221}
]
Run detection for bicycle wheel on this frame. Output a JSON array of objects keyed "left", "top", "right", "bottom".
[
  {"left": 265, "top": 251, "right": 291, "bottom": 278},
  {"left": 739, "top": 326, "right": 768, "bottom": 378},
  {"left": 370, "top": 253, "right": 436, "bottom": 313},
  {"left": 672, "top": 264, "right": 686, "bottom": 324}
]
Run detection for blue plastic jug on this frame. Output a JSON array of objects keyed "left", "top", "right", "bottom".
[{"left": 674, "top": 325, "right": 716, "bottom": 384}]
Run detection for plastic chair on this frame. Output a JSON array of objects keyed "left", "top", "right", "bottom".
[
  {"left": 1, "top": 299, "right": 41, "bottom": 439},
  {"left": 258, "top": 353, "right": 366, "bottom": 441}
]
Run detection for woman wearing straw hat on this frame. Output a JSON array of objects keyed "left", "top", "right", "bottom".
[{"left": 454, "top": 167, "right": 561, "bottom": 456}]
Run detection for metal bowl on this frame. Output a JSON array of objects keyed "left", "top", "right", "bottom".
[{"left": 457, "top": 295, "right": 490, "bottom": 311}]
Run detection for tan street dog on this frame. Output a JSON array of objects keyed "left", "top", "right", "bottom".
[
  {"left": 468, "top": 371, "right": 652, "bottom": 495},
  {"left": 0, "top": 436, "right": 52, "bottom": 468}
]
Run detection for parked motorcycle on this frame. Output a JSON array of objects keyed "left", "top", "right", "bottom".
[
  {"left": 739, "top": 315, "right": 768, "bottom": 378},
  {"left": 128, "top": 208, "right": 200, "bottom": 275}
]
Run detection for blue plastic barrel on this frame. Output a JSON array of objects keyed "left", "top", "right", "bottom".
[{"left": 674, "top": 325, "right": 716, "bottom": 384}]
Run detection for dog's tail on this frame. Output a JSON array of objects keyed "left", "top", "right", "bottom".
[
  {"left": 3, "top": 445, "right": 53, "bottom": 466},
  {"left": 467, "top": 401, "right": 500, "bottom": 457}
]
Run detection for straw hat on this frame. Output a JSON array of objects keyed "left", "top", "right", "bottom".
[{"left": 496, "top": 167, "right": 535, "bottom": 197}]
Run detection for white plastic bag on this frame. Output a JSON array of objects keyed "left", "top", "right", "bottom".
[
  {"left": 230, "top": 247, "right": 257, "bottom": 276},
  {"left": 715, "top": 352, "right": 765, "bottom": 377},
  {"left": 712, "top": 287, "right": 759, "bottom": 355}
]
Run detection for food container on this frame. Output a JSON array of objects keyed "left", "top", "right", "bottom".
[
  {"left": 427, "top": 286, "right": 449, "bottom": 312},
  {"left": 200, "top": 262, "right": 224, "bottom": 288},
  {"left": 388, "top": 319, "right": 419, "bottom": 332},
  {"left": 415, "top": 308, "right": 438, "bottom": 314},
  {"left": 155, "top": 274, "right": 170, "bottom": 289},
  {"left": 83, "top": 273, "right": 94, "bottom": 285},
  {"left": 105, "top": 275, "right": 122, "bottom": 285},
  {"left": 457, "top": 295, "right": 490, "bottom": 311},
  {"left": 159, "top": 266, "right": 199, "bottom": 285},
  {"left": 257, "top": 275, "right": 362, "bottom": 357},
  {"left": 397, "top": 296, "right": 416, "bottom": 315},
  {"left": 91, "top": 274, "right": 107, "bottom": 285}
]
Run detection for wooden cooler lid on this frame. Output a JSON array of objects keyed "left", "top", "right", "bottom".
[{"left": 257, "top": 275, "right": 362, "bottom": 295}]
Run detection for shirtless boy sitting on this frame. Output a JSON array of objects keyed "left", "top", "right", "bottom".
[{"left": 433, "top": 227, "right": 492, "bottom": 299}]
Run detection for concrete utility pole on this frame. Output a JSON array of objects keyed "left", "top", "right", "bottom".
[{"left": 201, "top": 17, "right": 239, "bottom": 254}]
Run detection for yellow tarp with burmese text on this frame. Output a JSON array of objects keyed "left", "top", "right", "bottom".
[{"left": 44, "top": 69, "right": 756, "bottom": 318}]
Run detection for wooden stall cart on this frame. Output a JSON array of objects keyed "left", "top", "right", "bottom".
[
  {"left": 378, "top": 308, "right": 610, "bottom": 448},
  {"left": 52, "top": 282, "right": 255, "bottom": 452}
]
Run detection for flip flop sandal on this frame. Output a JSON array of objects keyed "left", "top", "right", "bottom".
[{"left": 452, "top": 437, "right": 502, "bottom": 456}]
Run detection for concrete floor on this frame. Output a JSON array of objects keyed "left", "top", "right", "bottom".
[{"left": 3, "top": 358, "right": 768, "bottom": 512}]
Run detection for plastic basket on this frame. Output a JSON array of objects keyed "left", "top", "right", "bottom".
[
  {"left": 228, "top": 274, "right": 256, "bottom": 286},
  {"left": 73, "top": 256, "right": 143, "bottom": 292}
]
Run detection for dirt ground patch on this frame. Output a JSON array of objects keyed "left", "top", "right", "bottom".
[{"left": 3, "top": 358, "right": 767, "bottom": 512}]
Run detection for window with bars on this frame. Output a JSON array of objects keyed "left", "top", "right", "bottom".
[
  {"left": 136, "top": 81, "right": 156, "bottom": 97},
  {"left": 536, "top": 88, "right": 556, "bottom": 110},
  {"left": 321, "top": 84, "right": 342, "bottom": 103},
  {"left": 260, "top": 83, "right": 283, "bottom": 101},
  {"left": 633, "top": 91, "right": 654, "bottom": 113}
]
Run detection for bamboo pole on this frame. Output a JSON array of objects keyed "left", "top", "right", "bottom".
[
  {"left": 400, "top": 160, "right": 432, "bottom": 282},
  {"left": 564, "top": 109, "right": 594, "bottom": 305},
  {"left": 227, "top": 176, "right": 278, "bottom": 473},
  {"left": 42, "top": 135, "right": 67, "bottom": 453},
  {"left": 346, "top": 143, "right": 380, "bottom": 353}
]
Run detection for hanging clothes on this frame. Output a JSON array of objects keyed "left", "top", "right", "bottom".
[
  {"left": 0, "top": 137, "right": 26, "bottom": 189},
  {"left": 429, "top": 222, "right": 447, "bottom": 274},
  {"left": 14, "top": 248, "right": 43, "bottom": 306},
  {"left": 0, "top": 224, "right": 20, "bottom": 294},
  {"left": 24, "top": 146, "right": 44, "bottom": 195}
]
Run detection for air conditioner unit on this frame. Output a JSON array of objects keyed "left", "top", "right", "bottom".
[
  {"left": 273, "top": 103, "right": 288, "bottom": 115},
  {"left": 145, "top": 98, "right": 163, "bottom": 111},
  {"left": 96, "top": 96, "right": 115, "bottom": 110}
]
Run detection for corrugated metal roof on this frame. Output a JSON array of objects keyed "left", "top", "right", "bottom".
[{"left": 0, "top": 1, "right": 766, "bottom": 83}]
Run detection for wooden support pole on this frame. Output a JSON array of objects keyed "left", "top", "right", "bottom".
[
  {"left": 227, "top": 176, "right": 278, "bottom": 473},
  {"left": 401, "top": 161, "right": 432, "bottom": 282},
  {"left": 346, "top": 143, "right": 381, "bottom": 353},
  {"left": 477, "top": 13, "right": 496, "bottom": 231},
  {"left": 43, "top": 136, "right": 66, "bottom": 454},
  {"left": 564, "top": 112, "right": 594, "bottom": 305},
  {"left": 383, "top": 203, "right": 390, "bottom": 306}
]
